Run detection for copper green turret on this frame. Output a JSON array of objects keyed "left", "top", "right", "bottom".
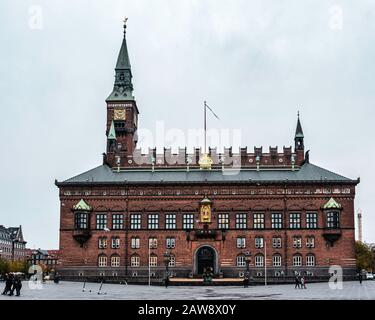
[{"left": 106, "top": 20, "right": 134, "bottom": 102}]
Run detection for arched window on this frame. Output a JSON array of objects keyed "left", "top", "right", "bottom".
[
  {"left": 293, "top": 254, "right": 302, "bottom": 267},
  {"left": 98, "top": 237, "right": 107, "bottom": 249},
  {"left": 273, "top": 254, "right": 282, "bottom": 267},
  {"left": 131, "top": 236, "right": 140, "bottom": 249},
  {"left": 98, "top": 255, "right": 107, "bottom": 267},
  {"left": 111, "top": 255, "right": 120, "bottom": 267},
  {"left": 131, "top": 254, "right": 140, "bottom": 267},
  {"left": 168, "top": 254, "right": 176, "bottom": 267},
  {"left": 306, "top": 254, "right": 315, "bottom": 267},
  {"left": 111, "top": 237, "right": 120, "bottom": 249},
  {"left": 236, "top": 254, "right": 246, "bottom": 267},
  {"left": 255, "top": 254, "right": 264, "bottom": 267},
  {"left": 149, "top": 254, "right": 158, "bottom": 267}
]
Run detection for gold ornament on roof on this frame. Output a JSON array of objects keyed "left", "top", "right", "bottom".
[{"left": 199, "top": 153, "right": 213, "bottom": 170}]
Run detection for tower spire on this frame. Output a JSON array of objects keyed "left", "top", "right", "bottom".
[
  {"left": 294, "top": 111, "right": 305, "bottom": 165},
  {"left": 106, "top": 18, "right": 134, "bottom": 102},
  {"left": 295, "top": 111, "right": 304, "bottom": 139}
]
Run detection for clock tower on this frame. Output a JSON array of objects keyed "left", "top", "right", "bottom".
[{"left": 104, "top": 20, "right": 139, "bottom": 168}]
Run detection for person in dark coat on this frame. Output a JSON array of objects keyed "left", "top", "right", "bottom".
[
  {"left": 243, "top": 275, "right": 249, "bottom": 288},
  {"left": 358, "top": 273, "right": 363, "bottom": 284},
  {"left": 164, "top": 275, "right": 169, "bottom": 288},
  {"left": 294, "top": 275, "right": 300, "bottom": 289},
  {"left": 2, "top": 274, "right": 12, "bottom": 295}
]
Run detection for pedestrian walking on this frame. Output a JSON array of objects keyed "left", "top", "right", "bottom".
[
  {"left": 300, "top": 276, "right": 307, "bottom": 289},
  {"left": 14, "top": 277, "right": 22, "bottom": 296},
  {"left": 164, "top": 275, "right": 169, "bottom": 288},
  {"left": 294, "top": 275, "right": 300, "bottom": 289},
  {"left": 243, "top": 275, "right": 249, "bottom": 288},
  {"left": 358, "top": 273, "right": 363, "bottom": 284},
  {"left": 2, "top": 274, "right": 12, "bottom": 295}
]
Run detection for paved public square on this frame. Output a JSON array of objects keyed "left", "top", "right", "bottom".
[{"left": 1, "top": 280, "right": 375, "bottom": 300}]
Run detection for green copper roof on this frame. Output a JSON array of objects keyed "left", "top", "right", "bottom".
[
  {"left": 116, "top": 36, "right": 131, "bottom": 70},
  {"left": 323, "top": 197, "right": 342, "bottom": 209},
  {"left": 73, "top": 199, "right": 92, "bottom": 211},
  {"left": 295, "top": 116, "right": 304, "bottom": 138},
  {"left": 108, "top": 121, "right": 116, "bottom": 140},
  {"left": 106, "top": 26, "right": 134, "bottom": 102}
]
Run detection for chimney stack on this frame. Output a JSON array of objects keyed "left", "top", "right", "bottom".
[{"left": 357, "top": 209, "right": 363, "bottom": 242}]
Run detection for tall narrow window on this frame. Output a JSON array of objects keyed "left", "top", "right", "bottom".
[
  {"left": 293, "top": 236, "right": 302, "bottom": 248},
  {"left": 271, "top": 213, "right": 283, "bottom": 229},
  {"left": 306, "top": 212, "right": 317, "bottom": 229},
  {"left": 98, "top": 255, "right": 107, "bottom": 267},
  {"left": 149, "top": 254, "right": 158, "bottom": 267},
  {"left": 149, "top": 237, "right": 158, "bottom": 249},
  {"left": 166, "top": 237, "right": 176, "bottom": 249},
  {"left": 272, "top": 237, "right": 282, "bottom": 248},
  {"left": 148, "top": 214, "right": 159, "bottom": 230},
  {"left": 165, "top": 214, "right": 176, "bottom": 230},
  {"left": 131, "top": 255, "right": 140, "bottom": 267},
  {"left": 253, "top": 213, "right": 265, "bottom": 229},
  {"left": 183, "top": 214, "right": 194, "bottom": 230},
  {"left": 306, "top": 236, "right": 315, "bottom": 248},
  {"left": 131, "top": 237, "right": 140, "bottom": 249},
  {"left": 293, "top": 254, "right": 302, "bottom": 267},
  {"left": 289, "top": 213, "right": 301, "bottom": 229},
  {"left": 98, "top": 237, "right": 107, "bottom": 249},
  {"left": 326, "top": 211, "right": 340, "bottom": 228},
  {"left": 273, "top": 255, "right": 282, "bottom": 267},
  {"left": 255, "top": 255, "right": 264, "bottom": 267},
  {"left": 236, "top": 237, "right": 246, "bottom": 248},
  {"left": 111, "top": 255, "right": 120, "bottom": 267},
  {"left": 111, "top": 237, "right": 120, "bottom": 249},
  {"left": 112, "top": 214, "right": 123, "bottom": 230},
  {"left": 130, "top": 214, "right": 141, "bottom": 230},
  {"left": 218, "top": 213, "right": 229, "bottom": 229},
  {"left": 75, "top": 212, "right": 88, "bottom": 229},
  {"left": 236, "top": 255, "right": 246, "bottom": 267},
  {"left": 306, "top": 254, "right": 315, "bottom": 267},
  {"left": 255, "top": 236, "right": 264, "bottom": 249},
  {"left": 96, "top": 214, "right": 107, "bottom": 230},
  {"left": 235, "top": 213, "right": 247, "bottom": 229}
]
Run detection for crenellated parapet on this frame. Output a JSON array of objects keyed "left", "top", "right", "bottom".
[{"left": 106, "top": 145, "right": 305, "bottom": 170}]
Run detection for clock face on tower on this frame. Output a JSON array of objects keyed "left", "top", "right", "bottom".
[{"left": 114, "top": 109, "right": 126, "bottom": 121}]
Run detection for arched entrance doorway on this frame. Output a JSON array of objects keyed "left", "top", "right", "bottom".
[{"left": 196, "top": 246, "right": 216, "bottom": 275}]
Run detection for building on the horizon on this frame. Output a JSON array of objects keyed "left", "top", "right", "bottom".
[
  {"left": 55, "top": 22, "right": 360, "bottom": 283},
  {"left": 0, "top": 225, "right": 27, "bottom": 261},
  {"left": 26, "top": 249, "right": 60, "bottom": 270}
]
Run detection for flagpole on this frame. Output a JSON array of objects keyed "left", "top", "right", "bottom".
[{"left": 204, "top": 101, "right": 207, "bottom": 154}]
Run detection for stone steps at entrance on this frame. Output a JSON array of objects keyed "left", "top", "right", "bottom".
[{"left": 169, "top": 278, "right": 243, "bottom": 286}]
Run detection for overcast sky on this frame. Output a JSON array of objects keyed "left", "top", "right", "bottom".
[{"left": 0, "top": 0, "right": 374, "bottom": 249}]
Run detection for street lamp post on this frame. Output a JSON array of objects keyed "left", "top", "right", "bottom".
[
  {"left": 244, "top": 251, "right": 252, "bottom": 279},
  {"left": 163, "top": 251, "right": 171, "bottom": 288}
]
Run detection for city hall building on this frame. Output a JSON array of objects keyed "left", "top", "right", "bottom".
[{"left": 56, "top": 23, "right": 359, "bottom": 283}]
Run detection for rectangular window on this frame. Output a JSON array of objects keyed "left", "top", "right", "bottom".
[
  {"left": 111, "top": 237, "right": 120, "bottom": 249},
  {"left": 255, "top": 255, "right": 264, "bottom": 267},
  {"left": 272, "top": 237, "right": 282, "bottom": 248},
  {"left": 253, "top": 213, "right": 265, "bottom": 229},
  {"left": 96, "top": 214, "right": 107, "bottom": 230},
  {"left": 111, "top": 256, "right": 120, "bottom": 267},
  {"left": 149, "top": 255, "right": 158, "bottom": 267},
  {"left": 149, "top": 237, "right": 157, "bottom": 249},
  {"left": 293, "top": 255, "right": 302, "bottom": 267},
  {"left": 235, "top": 213, "right": 247, "bottom": 229},
  {"left": 255, "top": 237, "right": 264, "bottom": 249},
  {"left": 271, "top": 213, "right": 283, "bottom": 229},
  {"left": 306, "top": 236, "right": 315, "bottom": 248},
  {"left": 273, "top": 255, "right": 282, "bottom": 267},
  {"left": 112, "top": 214, "right": 124, "bottom": 230},
  {"left": 75, "top": 213, "right": 88, "bottom": 229},
  {"left": 148, "top": 214, "right": 159, "bottom": 230},
  {"left": 326, "top": 211, "right": 340, "bottom": 228},
  {"left": 131, "top": 255, "right": 140, "bottom": 267},
  {"left": 236, "top": 237, "right": 246, "bottom": 249},
  {"left": 237, "top": 255, "right": 246, "bottom": 267},
  {"left": 218, "top": 213, "right": 229, "bottom": 229},
  {"left": 131, "top": 237, "right": 140, "bottom": 249},
  {"left": 183, "top": 214, "right": 194, "bottom": 230},
  {"left": 293, "top": 236, "right": 302, "bottom": 248},
  {"left": 306, "top": 255, "right": 315, "bottom": 267},
  {"left": 289, "top": 213, "right": 301, "bottom": 229},
  {"left": 166, "top": 237, "right": 176, "bottom": 249},
  {"left": 98, "top": 237, "right": 107, "bottom": 249},
  {"left": 130, "top": 214, "right": 141, "bottom": 230},
  {"left": 306, "top": 212, "right": 317, "bottom": 229},
  {"left": 165, "top": 214, "right": 176, "bottom": 230}
]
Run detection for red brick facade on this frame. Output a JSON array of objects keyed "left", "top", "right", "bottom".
[{"left": 56, "top": 25, "right": 359, "bottom": 283}]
